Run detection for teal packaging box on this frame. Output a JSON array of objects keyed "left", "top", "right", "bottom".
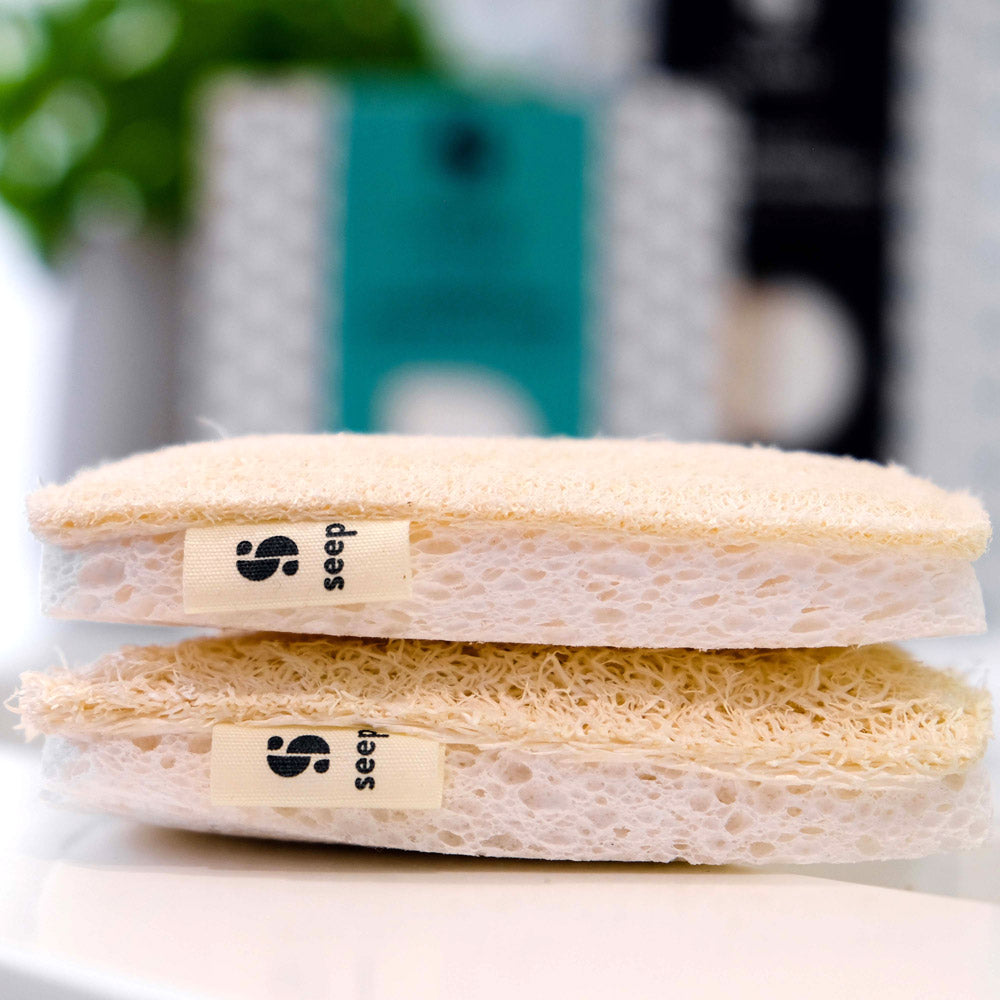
[{"left": 336, "top": 80, "right": 589, "bottom": 436}]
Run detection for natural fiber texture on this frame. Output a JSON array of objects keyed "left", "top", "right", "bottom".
[
  {"left": 39, "top": 735, "right": 992, "bottom": 865},
  {"left": 39, "top": 524, "right": 986, "bottom": 648},
  {"left": 27, "top": 434, "right": 990, "bottom": 555},
  {"left": 15, "top": 634, "right": 990, "bottom": 784}
]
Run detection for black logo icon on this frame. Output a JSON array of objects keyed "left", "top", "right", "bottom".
[
  {"left": 266, "top": 735, "right": 330, "bottom": 777},
  {"left": 236, "top": 535, "right": 299, "bottom": 581},
  {"left": 435, "top": 118, "right": 498, "bottom": 180}
]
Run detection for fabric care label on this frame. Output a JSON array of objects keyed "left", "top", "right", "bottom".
[
  {"left": 182, "top": 520, "right": 412, "bottom": 614},
  {"left": 211, "top": 725, "right": 444, "bottom": 809}
]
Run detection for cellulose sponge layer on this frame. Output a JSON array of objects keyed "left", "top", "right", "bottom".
[
  {"left": 28, "top": 435, "right": 991, "bottom": 649},
  {"left": 14, "top": 634, "right": 992, "bottom": 865}
]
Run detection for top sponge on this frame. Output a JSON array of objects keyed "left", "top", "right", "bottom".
[{"left": 27, "top": 435, "right": 991, "bottom": 649}]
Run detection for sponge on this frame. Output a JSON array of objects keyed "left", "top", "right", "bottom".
[
  {"left": 28, "top": 434, "right": 990, "bottom": 648},
  {"left": 14, "top": 633, "right": 992, "bottom": 864}
]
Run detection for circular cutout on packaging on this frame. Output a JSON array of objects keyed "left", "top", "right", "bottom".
[
  {"left": 373, "top": 363, "right": 546, "bottom": 436},
  {"left": 721, "top": 279, "right": 864, "bottom": 447}
]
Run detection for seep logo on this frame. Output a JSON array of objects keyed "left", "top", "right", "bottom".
[
  {"left": 236, "top": 535, "right": 299, "bottom": 582},
  {"left": 263, "top": 729, "right": 390, "bottom": 786},
  {"left": 184, "top": 519, "right": 411, "bottom": 616},
  {"left": 208, "top": 723, "right": 441, "bottom": 808},
  {"left": 266, "top": 734, "right": 330, "bottom": 776}
]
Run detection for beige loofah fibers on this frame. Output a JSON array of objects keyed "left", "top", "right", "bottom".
[
  {"left": 27, "top": 434, "right": 990, "bottom": 555},
  {"left": 15, "top": 634, "right": 990, "bottom": 785}
]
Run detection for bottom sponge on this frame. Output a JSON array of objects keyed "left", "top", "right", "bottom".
[{"left": 14, "top": 634, "right": 993, "bottom": 865}]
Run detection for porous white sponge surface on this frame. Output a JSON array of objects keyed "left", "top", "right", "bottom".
[
  {"left": 40, "top": 522, "right": 985, "bottom": 648},
  {"left": 27, "top": 434, "right": 991, "bottom": 556},
  {"left": 40, "top": 734, "right": 992, "bottom": 864},
  {"left": 17, "top": 635, "right": 990, "bottom": 783}
]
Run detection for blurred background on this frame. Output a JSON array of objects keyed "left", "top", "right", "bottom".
[{"left": 1, "top": 0, "right": 999, "bottom": 699}]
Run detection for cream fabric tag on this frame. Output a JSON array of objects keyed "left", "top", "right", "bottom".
[
  {"left": 211, "top": 724, "right": 444, "bottom": 809},
  {"left": 183, "top": 520, "right": 411, "bottom": 613}
]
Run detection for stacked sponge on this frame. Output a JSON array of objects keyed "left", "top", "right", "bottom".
[{"left": 13, "top": 434, "right": 993, "bottom": 863}]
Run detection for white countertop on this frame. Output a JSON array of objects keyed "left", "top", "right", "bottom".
[{"left": 2, "top": 633, "right": 999, "bottom": 999}]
